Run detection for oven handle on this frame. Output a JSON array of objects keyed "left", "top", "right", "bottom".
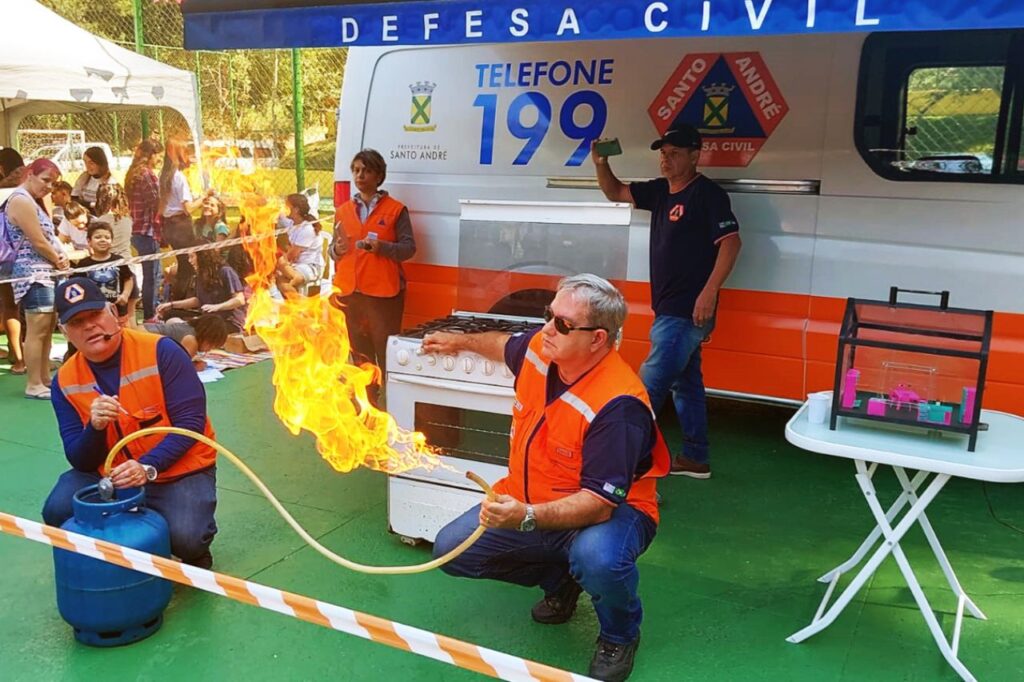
[{"left": 388, "top": 373, "right": 515, "bottom": 398}]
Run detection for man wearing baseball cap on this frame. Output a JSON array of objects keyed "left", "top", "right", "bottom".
[
  {"left": 591, "top": 124, "right": 742, "bottom": 479},
  {"left": 41, "top": 277, "right": 219, "bottom": 568}
]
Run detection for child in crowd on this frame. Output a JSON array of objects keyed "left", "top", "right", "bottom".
[
  {"left": 144, "top": 314, "right": 229, "bottom": 369},
  {"left": 195, "top": 194, "right": 228, "bottom": 242},
  {"left": 56, "top": 201, "right": 91, "bottom": 262},
  {"left": 50, "top": 180, "right": 73, "bottom": 224},
  {"left": 77, "top": 222, "right": 134, "bottom": 325},
  {"left": 95, "top": 183, "right": 140, "bottom": 326},
  {"left": 275, "top": 193, "right": 324, "bottom": 297}
]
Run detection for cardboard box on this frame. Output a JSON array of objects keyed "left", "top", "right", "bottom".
[{"left": 223, "top": 333, "right": 268, "bottom": 354}]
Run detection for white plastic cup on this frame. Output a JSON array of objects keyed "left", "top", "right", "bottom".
[{"left": 807, "top": 391, "right": 832, "bottom": 425}]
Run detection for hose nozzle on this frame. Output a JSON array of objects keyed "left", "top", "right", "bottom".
[{"left": 98, "top": 477, "right": 115, "bottom": 501}]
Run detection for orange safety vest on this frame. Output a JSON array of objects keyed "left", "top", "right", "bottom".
[
  {"left": 494, "top": 333, "right": 671, "bottom": 524},
  {"left": 57, "top": 329, "right": 217, "bottom": 482},
  {"left": 333, "top": 194, "right": 406, "bottom": 298}
]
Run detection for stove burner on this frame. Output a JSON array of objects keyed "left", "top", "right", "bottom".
[{"left": 400, "top": 315, "right": 541, "bottom": 340}]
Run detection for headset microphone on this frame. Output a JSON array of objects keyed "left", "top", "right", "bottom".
[{"left": 101, "top": 329, "right": 123, "bottom": 342}]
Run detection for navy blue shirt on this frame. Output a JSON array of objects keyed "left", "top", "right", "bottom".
[
  {"left": 51, "top": 337, "right": 209, "bottom": 473},
  {"left": 504, "top": 329, "right": 655, "bottom": 507},
  {"left": 630, "top": 174, "right": 739, "bottom": 318}
]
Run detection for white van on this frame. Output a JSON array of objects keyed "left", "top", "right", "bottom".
[{"left": 332, "top": 29, "right": 1024, "bottom": 413}]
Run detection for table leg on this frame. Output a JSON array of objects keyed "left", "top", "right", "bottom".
[
  {"left": 859, "top": 467, "right": 976, "bottom": 682},
  {"left": 787, "top": 463, "right": 948, "bottom": 645},
  {"left": 892, "top": 467, "right": 986, "bottom": 622},
  {"left": 816, "top": 469, "right": 930, "bottom": 584}
]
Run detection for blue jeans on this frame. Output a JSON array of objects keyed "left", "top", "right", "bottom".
[
  {"left": 433, "top": 503, "right": 656, "bottom": 644},
  {"left": 639, "top": 314, "right": 714, "bottom": 464},
  {"left": 42, "top": 467, "right": 218, "bottom": 564},
  {"left": 131, "top": 234, "right": 159, "bottom": 320}
]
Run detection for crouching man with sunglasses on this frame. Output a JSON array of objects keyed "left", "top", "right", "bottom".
[{"left": 422, "top": 274, "right": 669, "bottom": 682}]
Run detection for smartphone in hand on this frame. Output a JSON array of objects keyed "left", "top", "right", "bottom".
[{"left": 594, "top": 137, "right": 623, "bottom": 157}]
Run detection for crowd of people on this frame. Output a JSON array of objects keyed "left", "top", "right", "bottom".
[{"left": 0, "top": 138, "right": 366, "bottom": 400}]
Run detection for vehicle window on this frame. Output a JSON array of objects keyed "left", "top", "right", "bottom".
[
  {"left": 899, "top": 66, "right": 1004, "bottom": 176},
  {"left": 856, "top": 30, "right": 1022, "bottom": 184}
]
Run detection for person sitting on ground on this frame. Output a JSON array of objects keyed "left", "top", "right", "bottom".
[
  {"left": 275, "top": 193, "right": 324, "bottom": 297},
  {"left": 224, "top": 216, "right": 254, "bottom": 280},
  {"left": 424, "top": 274, "right": 670, "bottom": 682},
  {"left": 43, "top": 277, "right": 219, "bottom": 569},
  {"left": 195, "top": 194, "right": 228, "bottom": 242},
  {"left": 71, "top": 146, "right": 112, "bottom": 215},
  {"left": 50, "top": 180, "right": 73, "bottom": 225},
  {"left": 156, "top": 248, "right": 248, "bottom": 334},
  {"left": 144, "top": 314, "right": 229, "bottom": 369}
]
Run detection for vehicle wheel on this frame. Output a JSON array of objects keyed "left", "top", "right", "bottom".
[{"left": 399, "top": 535, "right": 421, "bottom": 547}]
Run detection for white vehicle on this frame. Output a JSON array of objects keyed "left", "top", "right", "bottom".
[
  {"left": 35, "top": 141, "right": 119, "bottom": 174},
  {"left": 201, "top": 139, "right": 278, "bottom": 173},
  {"left": 327, "top": 30, "right": 1024, "bottom": 414},
  {"left": 179, "top": 2, "right": 1024, "bottom": 414}
]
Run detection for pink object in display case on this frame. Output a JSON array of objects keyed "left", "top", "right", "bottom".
[
  {"left": 867, "top": 398, "right": 887, "bottom": 416},
  {"left": 842, "top": 369, "right": 860, "bottom": 408},
  {"left": 889, "top": 384, "right": 921, "bottom": 410}
]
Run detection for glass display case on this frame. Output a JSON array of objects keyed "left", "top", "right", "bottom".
[{"left": 831, "top": 288, "right": 993, "bottom": 450}]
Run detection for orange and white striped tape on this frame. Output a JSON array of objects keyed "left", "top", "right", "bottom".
[{"left": 0, "top": 512, "right": 594, "bottom": 682}]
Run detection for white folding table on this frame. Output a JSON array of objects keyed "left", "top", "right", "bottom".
[{"left": 785, "top": 405, "right": 1024, "bottom": 682}]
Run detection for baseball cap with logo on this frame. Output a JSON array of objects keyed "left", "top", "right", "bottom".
[
  {"left": 651, "top": 125, "right": 703, "bottom": 150},
  {"left": 56, "top": 277, "right": 110, "bottom": 325}
]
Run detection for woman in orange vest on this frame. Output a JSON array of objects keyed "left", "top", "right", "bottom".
[
  {"left": 330, "top": 149, "right": 416, "bottom": 388},
  {"left": 42, "top": 277, "right": 219, "bottom": 569},
  {"left": 422, "top": 274, "right": 669, "bottom": 682}
]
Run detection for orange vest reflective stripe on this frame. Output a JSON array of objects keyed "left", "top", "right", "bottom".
[
  {"left": 333, "top": 194, "right": 405, "bottom": 298},
  {"left": 58, "top": 329, "right": 217, "bottom": 482},
  {"left": 494, "top": 333, "right": 671, "bottom": 524}
]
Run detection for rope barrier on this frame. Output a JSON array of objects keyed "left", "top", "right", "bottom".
[
  {"left": 103, "top": 426, "right": 495, "bottom": 575},
  {"left": 0, "top": 511, "right": 593, "bottom": 681},
  {"left": 0, "top": 228, "right": 289, "bottom": 287}
]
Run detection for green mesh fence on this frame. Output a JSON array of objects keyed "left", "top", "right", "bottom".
[{"left": 24, "top": 1, "right": 345, "bottom": 207}]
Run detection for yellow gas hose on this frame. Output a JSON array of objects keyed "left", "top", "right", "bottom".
[{"left": 103, "top": 426, "right": 495, "bottom": 575}]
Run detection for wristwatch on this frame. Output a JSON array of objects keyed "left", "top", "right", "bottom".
[
  {"left": 518, "top": 504, "right": 536, "bottom": 532},
  {"left": 141, "top": 464, "right": 158, "bottom": 483}
]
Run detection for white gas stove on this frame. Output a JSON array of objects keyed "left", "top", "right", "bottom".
[{"left": 385, "top": 312, "right": 542, "bottom": 544}]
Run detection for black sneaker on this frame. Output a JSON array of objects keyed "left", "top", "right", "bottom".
[
  {"left": 530, "top": 580, "right": 583, "bottom": 624},
  {"left": 588, "top": 635, "right": 641, "bottom": 682}
]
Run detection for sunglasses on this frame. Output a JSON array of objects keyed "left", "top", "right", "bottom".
[{"left": 544, "top": 306, "right": 605, "bottom": 335}]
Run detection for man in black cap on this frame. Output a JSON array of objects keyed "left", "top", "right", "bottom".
[
  {"left": 591, "top": 125, "right": 741, "bottom": 479},
  {"left": 41, "top": 277, "right": 219, "bottom": 568}
]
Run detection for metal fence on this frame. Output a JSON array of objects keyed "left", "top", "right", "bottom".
[{"left": 24, "top": 0, "right": 345, "bottom": 205}]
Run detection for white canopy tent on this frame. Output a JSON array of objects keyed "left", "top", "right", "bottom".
[{"left": 0, "top": 0, "right": 202, "bottom": 149}]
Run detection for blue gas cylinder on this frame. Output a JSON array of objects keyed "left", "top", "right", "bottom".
[{"left": 53, "top": 484, "right": 173, "bottom": 647}]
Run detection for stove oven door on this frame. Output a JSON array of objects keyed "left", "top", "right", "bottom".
[{"left": 385, "top": 373, "right": 514, "bottom": 543}]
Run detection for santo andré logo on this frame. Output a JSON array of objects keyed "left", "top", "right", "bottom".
[
  {"left": 404, "top": 81, "right": 437, "bottom": 132},
  {"left": 648, "top": 52, "right": 789, "bottom": 167}
]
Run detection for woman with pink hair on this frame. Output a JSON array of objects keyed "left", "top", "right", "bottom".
[{"left": 6, "top": 158, "right": 69, "bottom": 398}]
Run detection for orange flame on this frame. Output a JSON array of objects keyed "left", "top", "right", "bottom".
[{"left": 203, "top": 156, "right": 442, "bottom": 474}]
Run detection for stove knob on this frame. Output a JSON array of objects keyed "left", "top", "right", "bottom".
[
  {"left": 443, "top": 356, "right": 455, "bottom": 371},
  {"left": 462, "top": 358, "right": 475, "bottom": 373},
  {"left": 483, "top": 361, "right": 495, "bottom": 376},
  {"left": 396, "top": 350, "right": 410, "bottom": 366},
  {"left": 425, "top": 354, "right": 437, "bottom": 366},
  {"left": 503, "top": 366, "right": 514, "bottom": 378},
  {"left": 415, "top": 363, "right": 422, "bottom": 371}
]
